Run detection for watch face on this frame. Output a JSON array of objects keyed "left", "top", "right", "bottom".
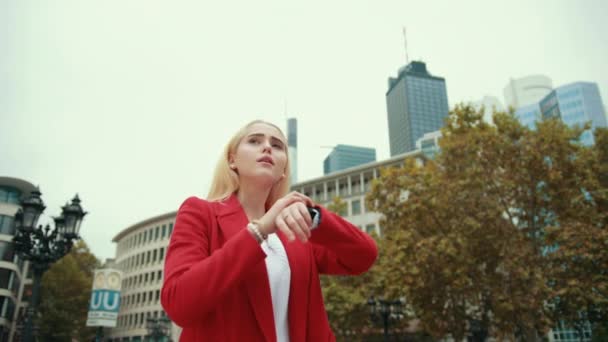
[
  {"left": 107, "top": 272, "right": 121, "bottom": 290},
  {"left": 94, "top": 273, "right": 106, "bottom": 289}
]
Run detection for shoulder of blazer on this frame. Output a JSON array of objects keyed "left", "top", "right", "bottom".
[
  {"left": 179, "top": 194, "right": 242, "bottom": 222},
  {"left": 178, "top": 196, "right": 215, "bottom": 224}
]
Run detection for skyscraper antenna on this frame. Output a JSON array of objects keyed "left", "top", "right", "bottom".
[{"left": 402, "top": 26, "right": 409, "bottom": 65}]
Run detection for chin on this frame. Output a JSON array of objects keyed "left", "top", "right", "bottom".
[{"left": 243, "top": 172, "right": 279, "bottom": 186}]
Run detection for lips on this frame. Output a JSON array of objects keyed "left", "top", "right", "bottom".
[{"left": 257, "top": 156, "right": 274, "bottom": 165}]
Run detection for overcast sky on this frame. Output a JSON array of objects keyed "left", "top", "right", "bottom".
[{"left": 2, "top": 0, "right": 607, "bottom": 260}]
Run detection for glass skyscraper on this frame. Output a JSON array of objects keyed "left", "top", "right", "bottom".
[
  {"left": 323, "top": 145, "right": 376, "bottom": 175},
  {"left": 386, "top": 61, "right": 449, "bottom": 156},
  {"left": 287, "top": 118, "right": 298, "bottom": 183},
  {"left": 539, "top": 82, "right": 607, "bottom": 146},
  {"left": 514, "top": 102, "right": 542, "bottom": 129},
  {"left": 516, "top": 82, "right": 606, "bottom": 145}
]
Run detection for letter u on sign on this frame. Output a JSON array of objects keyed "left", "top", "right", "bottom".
[{"left": 89, "top": 289, "right": 121, "bottom": 313}]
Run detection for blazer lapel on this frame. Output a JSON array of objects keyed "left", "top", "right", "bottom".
[
  {"left": 279, "top": 232, "right": 309, "bottom": 342},
  {"left": 214, "top": 194, "right": 276, "bottom": 342},
  {"left": 214, "top": 194, "right": 244, "bottom": 240}
]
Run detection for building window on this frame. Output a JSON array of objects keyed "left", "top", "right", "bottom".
[
  {"left": 0, "top": 215, "right": 16, "bottom": 235},
  {"left": 155, "top": 226, "right": 160, "bottom": 240},
  {"left": 365, "top": 224, "right": 375, "bottom": 235},
  {"left": 169, "top": 223, "right": 174, "bottom": 235},
  {"left": 153, "top": 249, "right": 158, "bottom": 263},
  {"left": 0, "top": 242, "right": 15, "bottom": 262},
  {"left": 156, "top": 290, "right": 160, "bottom": 302},
  {"left": 159, "top": 248, "right": 165, "bottom": 261},
  {"left": 162, "top": 225, "right": 167, "bottom": 238},
  {"left": 351, "top": 199, "right": 361, "bottom": 215}
]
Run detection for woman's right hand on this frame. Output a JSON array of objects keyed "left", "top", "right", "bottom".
[{"left": 257, "top": 191, "right": 314, "bottom": 240}]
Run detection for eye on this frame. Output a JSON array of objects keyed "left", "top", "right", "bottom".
[
  {"left": 272, "top": 142, "right": 284, "bottom": 149},
  {"left": 248, "top": 137, "right": 260, "bottom": 144}
]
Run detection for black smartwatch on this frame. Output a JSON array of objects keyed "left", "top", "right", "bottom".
[{"left": 307, "top": 207, "right": 322, "bottom": 229}]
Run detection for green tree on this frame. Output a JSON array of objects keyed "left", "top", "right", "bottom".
[
  {"left": 545, "top": 127, "right": 608, "bottom": 336},
  {"left": 37, "top": 240, "right": 101, "bottom": 341},
  {"left": 321, "top": 196, "right": 374, "bottom": 341},
  {"left": 366, "top": 104, "right": 607, "bottom": 340}
]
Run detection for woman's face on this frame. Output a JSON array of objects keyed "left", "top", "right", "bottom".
[{"left": 230, "top": 123, "right": 288, "bottom": 185}]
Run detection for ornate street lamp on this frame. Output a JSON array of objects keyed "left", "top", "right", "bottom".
[
  {"left": 12, "top": 189, "right": 87, "bottom": 342},
  {"left": 146, "top": 317, "right": 172, "bottom": 342},
  {"left": 367, "top": 296, "right": 405, "bottom": 342}
]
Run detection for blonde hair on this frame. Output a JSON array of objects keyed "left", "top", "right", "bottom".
[{"left": 207, "top": 120, "right": 291, "bottom": 209}]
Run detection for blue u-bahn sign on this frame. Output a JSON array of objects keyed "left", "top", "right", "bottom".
[
  {"left": 86, "top": 268, "right": 123, "bottom": 327},
  {"left": 89, "top": 289, "right": 121, "bottom": 312}
]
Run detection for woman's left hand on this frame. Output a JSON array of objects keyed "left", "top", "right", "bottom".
[{"left": 275, "top": 201, "right": 314, "bottom": 242}]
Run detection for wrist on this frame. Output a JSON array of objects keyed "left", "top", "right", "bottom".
[
  {"left": 256, "top": 217, "right": 272, "bottom": 236},
  {"left": 247, "top": 221, "right": 267, "bottom": 243}
]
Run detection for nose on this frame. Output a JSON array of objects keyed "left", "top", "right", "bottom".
[{"left": 262, "top": 139, "right": 272, "bottom": 153}]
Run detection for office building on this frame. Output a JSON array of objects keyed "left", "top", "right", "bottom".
[
  {"left": 386, "top": 61, "right": 449, "bottom": 156},
  {"left": 0, "top": 177, "right": 36, "bottom": 342},
  {"left": 109, "top": 213, "right": 180, "bottom": 341},
  {"left": 323, "top": 145, "right": 376, "bottom": 175},
  {"left": 539, "top": 82, "right": 607, "bottom": 145},
  {"left": 287, "top": 118, "right": 298, "bottom": 184},
  {"left": 415, "top": 131, "right": 442, "bottom": 159},
  {"left": 504, "top": 75, "right": 553, "bottom": 110}
]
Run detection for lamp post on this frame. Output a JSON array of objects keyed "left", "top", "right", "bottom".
[
  {"left": 146, "top": 317, "right": 172, "bottom": 342},
  {"left": 12, "top": 189, "right": 87, "bottom": 342},
  {"left": 367, "top": 296, "right": 405, "bottom": 342}
]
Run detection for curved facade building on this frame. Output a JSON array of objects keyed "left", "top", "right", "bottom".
[
  {"left": 109, "top": 212, "right": 180, "bottom": 341},
  {"left": 0, "top": 177, "right": 36, "bottom": 342},
  {"left": 503, "top": 74, "right": 553, "bottom": 109}
]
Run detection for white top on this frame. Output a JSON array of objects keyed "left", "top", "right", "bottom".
[{"left": 261, "top": 233, "right": 291, "bottom": 342}]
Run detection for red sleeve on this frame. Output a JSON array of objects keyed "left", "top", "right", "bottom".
[
  {"left": 309, "top": 206, "right": 378, "bottom": 275},
  {"left": 160, "top": 197, "right": 266, "bottom": 327}
]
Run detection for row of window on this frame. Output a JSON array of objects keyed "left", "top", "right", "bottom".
[
  {"left": 122, "top": 270, "right": 163, "bottom": 291},
  {"left": 298, "top": 174, "right": 377, "bottom": 203},
  {"left": 121, "top": 289, "right": 160, "bottom": 309},
  {"left": 0, "top": 187, "right": 21, "bottom": 205},
  {"left": 120, "top": 247, "right": 166, "bottom": 272},
  {"left": 118, "top": 223, "right": 174, "bottom": 253},
  {"left": 557, "top": 88, "right": 581, "bottom": 100},
  {"left": 560, "top": 99, "right": 583, "bottom": 111},
  {"left": 115, "top": 309, "right": 167, "bottom": 330}
]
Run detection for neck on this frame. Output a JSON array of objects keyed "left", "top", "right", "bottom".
[{"left": 237, "top": 180, "right": 272, "bottom": 220}]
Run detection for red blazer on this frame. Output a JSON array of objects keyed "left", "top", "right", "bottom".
[{"left": 161, "top": 194, "right": 378, "bottom": 341}]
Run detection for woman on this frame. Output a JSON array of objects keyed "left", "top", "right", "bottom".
[{"left": 161, "top": 120, "right": 377, "bottom": 341}]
